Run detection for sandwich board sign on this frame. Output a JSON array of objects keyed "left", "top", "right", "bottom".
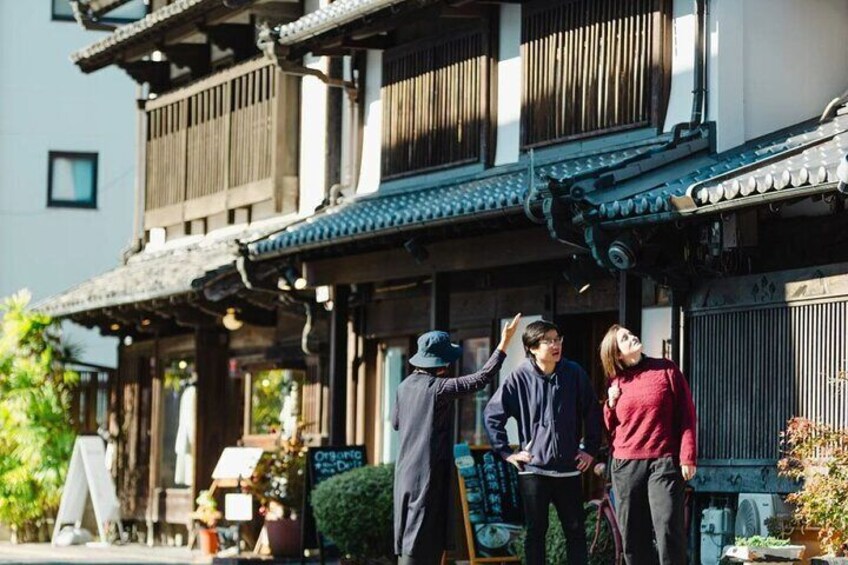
[
  {"left": 52, "top": 436, "right": 122, "bottom": 545},
  {"left": 211, "top": 447, "right": 264, "bottom": 482}
]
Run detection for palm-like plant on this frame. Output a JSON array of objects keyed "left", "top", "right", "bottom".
[{"left": 0, "top": 290, "right": 78, "bottom": 541}]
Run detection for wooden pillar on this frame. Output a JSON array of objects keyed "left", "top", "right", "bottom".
[
  {"left": 193, "top": 327, "right": 229, "bottom": 498},
  {"left": 329, "top": 284, "right": 350, "bottom": 445},
  {"left": 618, "top": 272, "right": 642, "bottom": 336},
  {"left": 430, "top": 272, "right": 450, "bottom": 331},
  {"left": 672, "top": 287, "right": 691, "bottom": 378}
]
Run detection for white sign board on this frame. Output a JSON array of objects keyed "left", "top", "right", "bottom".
[
  {"left": 225, "top": 493, "right": 253, "bottom": 522},
  {"left": 211, "top": 447, "right": 264, "bottom": 481},
  {"left": 52, "top": 436, "right": 122, "bottom": 545}
]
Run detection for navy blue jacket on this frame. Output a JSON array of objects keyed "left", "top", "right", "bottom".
[{"left": 484, "top": 357, "right": 601, "bottom": 474}]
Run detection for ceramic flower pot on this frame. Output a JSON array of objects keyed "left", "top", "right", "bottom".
[
  {"left": 198, "top": 528, "right": 219, "bottom": 555},
  {"left": 266, "top": 517, "right": 302, "bottom": 557}
]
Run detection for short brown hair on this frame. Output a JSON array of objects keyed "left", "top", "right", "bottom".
[
  {"left": 599, "top": 324, "right": 625, "bottom": 379},
  {"left": 522, "top": 320, "right": 560, "bottom": 357}
]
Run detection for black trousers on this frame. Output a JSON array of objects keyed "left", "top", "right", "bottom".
[
  {"left": 610, "top": 457, "right": 686, "bottom": 565},
  {"left": 518, "top": 474, "right": 588, "bottom": 565}
]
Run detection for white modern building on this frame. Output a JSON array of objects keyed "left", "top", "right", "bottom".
[{"left": 0, "top": 1, "right": 143, "bottom": 367}]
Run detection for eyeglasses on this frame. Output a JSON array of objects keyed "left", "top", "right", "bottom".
[{"left": 538, "top": 337, "right": 564, "bottom": 346}]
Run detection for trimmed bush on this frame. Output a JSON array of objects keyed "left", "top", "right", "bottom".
[
  {"left": 513, "top": 503, "right": 616, "bottom": 565},
  {"left": 310, "top": 463, "right": 394, "bottom": 562}
]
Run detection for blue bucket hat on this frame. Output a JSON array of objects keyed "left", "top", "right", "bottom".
[{"left": 409, "top": 331, "right": 462, "bottom": 368}]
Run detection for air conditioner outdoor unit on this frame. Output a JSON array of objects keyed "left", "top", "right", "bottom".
[{"left": 734, "top": 493, "right": 788, "bottom": 538}]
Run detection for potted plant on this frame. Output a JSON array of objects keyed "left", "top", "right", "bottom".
[
  {"left": 194, "top": 489, "right": 222, "bottom": 555},
  {"left": 721, "top": 535, "right": 805, "bottom": 562},
  {"left": 778, "top": 416, "right": 848, "bottom": 562},
  {"left": 248, "top": 423, "right": 307, "bottom": 557}
]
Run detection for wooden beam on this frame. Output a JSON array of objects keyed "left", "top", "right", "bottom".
[
  {"left": 161, "top": 43, "right": 210, "bottom": 77},
  {"left": 303, "top": 228, "right": 577, "bottom": 286},
  {"left": 202, "top": 23, "right": 259, "bottom": 62},
  {"left": 340, "top": 36, "right": 393, "bottom": 50},
  {"left": 193, "top": 328, "right": 230, "bottom": 504},
  {"left": 430, "top": 272, "right": 450, "bottom": 331},
  {"left": 618, "top": 272, "right": 642, "bottom": 336},
  {"left": 329, "top": 285, "right": 350, "bottom": 445},
  {"left": 118, "top": 60, "right": 171, "bottom": 93}
]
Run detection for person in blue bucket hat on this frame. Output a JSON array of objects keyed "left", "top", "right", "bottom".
[{"left": 393, "top": 314, "right": 522, "bottom": 565}]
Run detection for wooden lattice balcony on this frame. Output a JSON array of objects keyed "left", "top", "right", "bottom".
[{"left": 144, "top": 57, "right": 300, "bottom": 230}]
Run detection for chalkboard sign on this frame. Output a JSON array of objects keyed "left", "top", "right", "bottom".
[
  {"left": 454, "top": 443, "right": 523, "bottom": 563},
  {"left": 302, "top": 446, "right": 367, "bottom": 554}
]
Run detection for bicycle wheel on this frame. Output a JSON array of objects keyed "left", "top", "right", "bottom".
[{"left": 585, "top": 501, "right": 623, "bottom": 565}]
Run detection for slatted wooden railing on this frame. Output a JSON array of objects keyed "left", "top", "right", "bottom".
[
  {"left": 381, "top": 26, "right": 489, "bottom": 178},
  {"left": 144, "top": 57, "right": 299, "bottom": 230},
  {"left": 521, "top": 0, "right": 670, "bottom": 147}
]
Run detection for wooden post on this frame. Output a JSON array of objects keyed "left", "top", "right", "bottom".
[
  {"left": 329, "top": 285, "right": 350, "bottom": 445},
  {"left": 193, "top": 328, "right": 230, "bottom": 505},
  {"left": 430, "top": 272, "right": 450, "bottom": 331},
  {"left": 618, "top": 272, "right": 642, "bottom": 335},
  {"left": 671, "top": 287, "right": 683, "bottom": 366}
]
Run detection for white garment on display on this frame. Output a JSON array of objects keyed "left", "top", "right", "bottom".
[{"left": 173, "top": 384, "right": 196, "bottom": 486}]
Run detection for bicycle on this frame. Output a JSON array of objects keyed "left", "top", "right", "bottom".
[
  {"left": 587, "top": 449, "right": 695, "bottom": 565},
  {"left": 587, "top": 453, "right": 624, "bottom": 565}
]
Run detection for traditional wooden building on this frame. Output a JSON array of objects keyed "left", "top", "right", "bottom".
[
  {"left": 39, "top": 0, "right": 327, "bottom": 543},
  {"left": 39, "top": 0, "right": 848, "bottom": 558},
  {"left": 549, "top": 107, "right": 848, "bottom": 496}
]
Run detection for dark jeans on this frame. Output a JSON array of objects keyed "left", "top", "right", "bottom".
[
  {"left": 518, "top": 474, "right": 588, "bottom": 565},
  {"left": 611, "top": 457, "right": 686, "bottom": 565}
]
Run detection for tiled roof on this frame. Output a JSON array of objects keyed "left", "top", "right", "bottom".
[
  {"left": 36, "top": 216, "right": 297, "bottom": 318},
  {"left": 589, "top": 110, "right": 848, "bottom": 224},
  {"left": 247, "top": 138, "right": 676, "bottom": 260},
  {"left": 70, "top": 0, "right": 222, "bottom": 70},
  {"left": 78, "top": 0, "right": 136, "bottom": 18},
  {"left": 272, "top": 0, "right": 408, "bottom": 46}
]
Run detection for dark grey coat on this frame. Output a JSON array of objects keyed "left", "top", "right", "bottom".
[{"left": 392, "top": 350, "right": 506, "bottom": 558}]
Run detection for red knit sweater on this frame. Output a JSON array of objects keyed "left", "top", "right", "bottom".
[{"left": 603, "top": 356, "right": 698, "bottom": 466}]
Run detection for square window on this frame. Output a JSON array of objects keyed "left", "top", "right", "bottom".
[
  {"left": 48, "top": 151, "right": 98, "bottom": 209},
  {"left": 51, "top": 0, "right": 148, "bottom": 24}
]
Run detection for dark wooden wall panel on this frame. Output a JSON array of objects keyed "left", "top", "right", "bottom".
[
  {"left": 382, "top": 26, "right": 489, "bottom": 177},
  {"left": 521, "top": 0, "right": 671, "bottom": 147}
]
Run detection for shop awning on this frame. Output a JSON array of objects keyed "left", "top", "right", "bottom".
[
  {"left": 247, "top": 130, "right": 708, "bottom": 261},
  {"left": 575, "top": 108, "right": 848, "bottom": 228},
  {"left": 36, "top": 216, "right": 296, "bottom": 319}
]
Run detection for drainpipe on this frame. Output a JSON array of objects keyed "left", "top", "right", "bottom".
[
  {"left": 122, "top": 85, "right": 148, "bottom": 264},
  {"left": 235, "top": 252, "right": 317, "bottom": 355},
  {"left": 689, "top": 0, "right": 708, "bottom": 129}
]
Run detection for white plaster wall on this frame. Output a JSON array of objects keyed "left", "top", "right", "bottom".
[
  {"left": 356, "top": 50, "right": 383, "bottom": 195},
  {"left": 710, "top": 0, "right": 848, "bottom": 152},
  {"left": 494, "top": 4, "right": 521, "bottom": 166},
  {"left": 741, "top": 0, "right": 848, "bottom": 142},
  {"left": 662, "top": 0, "right": 697, "bottom": 132},
  {"left": 641, "top": 307, "right": 672, "bottom": 359},
  {"left": 298, "top": 0, "right": 330, "bottom": 214},
  {"left": 0, "top": 4, "right": 136, "bottom": 367}
]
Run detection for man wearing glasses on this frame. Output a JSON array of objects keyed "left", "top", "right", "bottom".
[{"left": 484, "top": 320, "right": 601, "bottom": 565}]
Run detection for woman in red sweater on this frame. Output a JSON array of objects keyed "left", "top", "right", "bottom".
[{"left": 600, "top": 324, "right": 697, "bottom": 565}]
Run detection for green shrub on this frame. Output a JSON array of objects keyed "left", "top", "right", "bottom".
[
  {"left": 310, "top": 463, "right": 394, "bottom": 563},
  {"left": 513, "top": 503, "right": 615, "bottom": 565},
  {"left": 0, "top": 291, "right": 78, "bottom": 541}
]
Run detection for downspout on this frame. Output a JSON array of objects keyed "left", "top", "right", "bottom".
[
  {"left": 122, "top": 85, "right": 147, "bottom": 263},
  {"left": 689, "top": 0, "right": 708, "bottom": 129},
  {"left": 235, "top": 252, "right": 317, "bottom": 356}
]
